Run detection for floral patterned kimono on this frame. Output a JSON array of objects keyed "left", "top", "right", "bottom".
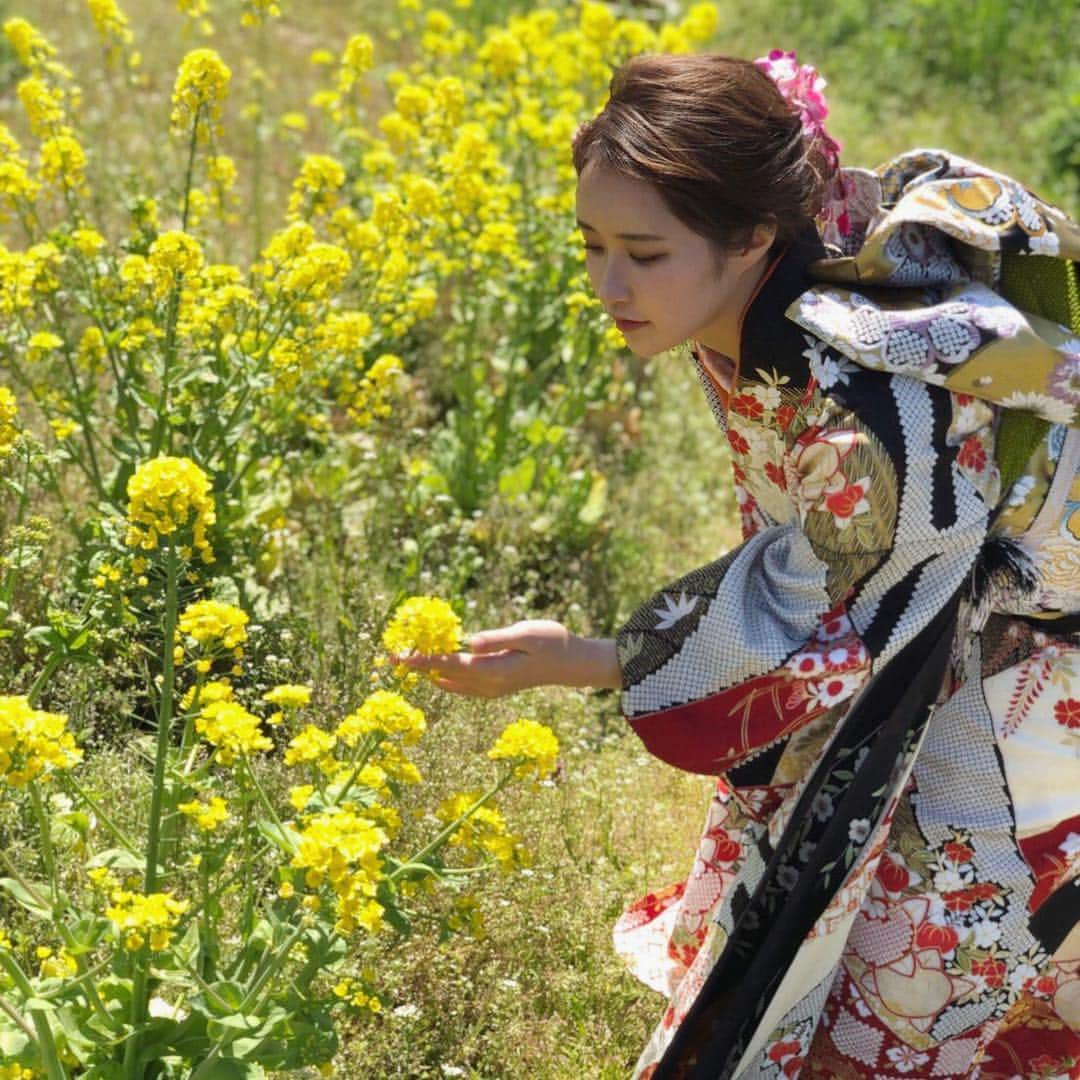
[{"left": 613, "top": 151, "right": 1080, "bottom": 1079}]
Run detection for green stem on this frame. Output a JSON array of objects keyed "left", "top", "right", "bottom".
[
  {"left": 0, "top": 848, "right": 51, "bottom": 911},
  {"left": 0, "top": 990, "right": 35, "bottom": 1039},
  {"left": 148, "top": 116, "right": 200, "bottom": 460},
  {"left": 28, "top": 784, "right": 58, "bottom": 905},
  {"left": 242, "top": 755, "right": 286, "bottom": 838},
  {"left": 329, "top": 733, "right": 380, "bottom": 806},
  {"left": 389, "top": 775, "right": 512, "bottom": 883},
  {"left": 25, "top": 653, "right": 64, "bottom": 708},
  {"left": 188, "top": 923, "right": 306, "bottom": 1080},
  {"left": 122, "top": 544, "right": 181, "bottom": 1077},
  {"left": 0, "top": 951, "right": 67, "bottom": 1080},
  {"left": 59, "top": 772, "right": 138, "bottom": 855}
]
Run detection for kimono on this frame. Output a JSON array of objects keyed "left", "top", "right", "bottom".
[{"left": 613, "top": 151, "right": 1080, "bottom": 1079}]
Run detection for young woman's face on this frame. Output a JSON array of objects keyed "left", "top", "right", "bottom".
[{"left": 575, "top": 162, "right": 769, "bottom": 358}]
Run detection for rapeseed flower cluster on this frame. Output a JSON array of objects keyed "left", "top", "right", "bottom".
[
  {"left": 0, "top": 387, "right": 18, "bottom": 457},
  {"left": 104, "top": 888, "right": 189, "bottom": 952},
  {"left": 180, "top": 677, "right": 234, "bottom": 712},
  {"left": 381, "top": 595, "right": 463, "bottom": 658},
  {"left": 177, "top": 599, "right": 249, "bottom": 651},
  {"left": 332, "top": 974, "right": 382, "bottom": 1014},
  {"left": 263, "top": 682, "right": 312, "bottom": 724},
  {"left": 178, "top": 794, "right": 230, "bottom": 831},
  {"left": 195, "top": 699, "right": 273, "bottom": 765},
  {"left": 290, "top": 807, "right": 387, "bottom": 935},
  {"left": 0, "top": 694, "right": 82, "bottom": 787},
  {"left": 0, "top": 123, "right": 39, "bottom": 218},
  {"left": 347, "top": 354, "right": 404, "bottom": 427},
  {"left": 147, "top": 230, "right": 204, "bottom": 295},
  {"left": 263, "top": 683, "right": 311, "bottom": 708},
  {"left": 336, "top": 690, "right": 426, "bottom": 746},
  {"left": 169, "top": 48, "right": 231, "bottom": 141},
  {"left": 86, "top": 0, "right": 134, "bottom": 66},
  {"left": 437, "top": 791, "right": 527, "bottom": 870},
  {"left": 240, "top": 0, "right": 282, "bottom": 27},
  {"left": 284, "top": 723, "right": 337, "bottom": 768},
  {"left": 487, "top": 718, "right": 560, "bottom": 780},
  {"left": 125, "top": 456, "right": 216, "bottom": 561}
]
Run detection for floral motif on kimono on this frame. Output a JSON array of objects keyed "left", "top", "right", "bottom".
[{"left": 614, "top": 150, "right": 1080, "bottom": 1079}]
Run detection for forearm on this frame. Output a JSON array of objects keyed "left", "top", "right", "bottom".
[{"left": 564, "top": 634, "right": 621, "bottom": 691}]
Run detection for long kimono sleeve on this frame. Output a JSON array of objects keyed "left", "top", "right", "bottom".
[{"left": 616, "top": 362, "right": 993, "bottom": 776}]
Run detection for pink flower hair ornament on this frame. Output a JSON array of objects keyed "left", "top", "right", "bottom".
[{"left": 754, "top": 49, "right": 852, "bottom": 239}]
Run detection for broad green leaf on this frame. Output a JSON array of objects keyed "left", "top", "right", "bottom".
[
  {"left": 498, "top": 455, "right": 536, "bottom": 497},
  {"left": 256, "top": 819, "right": 300, "bottom": 856},
  {"left": 0, "top": 876, "right": 51, "bottom": 919},
  {"left": 577, "top": 471, "right": 608, "bottom": 525},
  {"left": 87, "top": 848, "right": 145, "bottom": 873}
]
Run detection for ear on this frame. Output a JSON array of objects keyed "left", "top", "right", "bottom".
[{"left": 741, "top": 221, "right": 777, "bottom": 258}]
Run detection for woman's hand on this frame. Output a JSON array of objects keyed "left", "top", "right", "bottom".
[{"left": 393, "top": 619, "right": 621, "bottom": 698}]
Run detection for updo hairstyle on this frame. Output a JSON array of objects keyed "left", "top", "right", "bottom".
[{"left": 571, "top": 54, "right": 836, "bottom": 253}]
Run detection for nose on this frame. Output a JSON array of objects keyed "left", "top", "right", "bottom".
[{"left": 594, "top": 258, "right": 631, "bottom": 310}]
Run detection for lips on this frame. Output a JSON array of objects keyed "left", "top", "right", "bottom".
[{"left": 614, "top": 318, "right": 649, "bottom": 332}]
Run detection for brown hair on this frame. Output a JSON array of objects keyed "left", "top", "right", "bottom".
[{"left": 571, "top": 54, "right": 835, "bottom": 252}]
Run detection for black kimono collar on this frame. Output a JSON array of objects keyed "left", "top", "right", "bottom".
[{"left": 738, "top": 224, "right": 829, "bottom": 384}]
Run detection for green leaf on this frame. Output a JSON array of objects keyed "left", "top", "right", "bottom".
[
  {"left": 66, "top": 915, "right": 112, "bottom": 955},
  {"left": 87, "top": 848, "right": 145, "bottom": 873},
  {"left": 256, "top": 820, "right": 300, "bottom": 856},
  {"left": 497, "top": 456, "right": 536, "bottom": 497},
  {"left": 577, "top": 471, "right": 607, "bottom": 525},
  {"left": 0, "top": 876, "right": 51, "bottom": 919},
  {"left": 0, "top": 1029, "right": 31, "bottom": 1057},
  {"left": 191, "top": 1060, "right": 266, "bottom": 1080}
]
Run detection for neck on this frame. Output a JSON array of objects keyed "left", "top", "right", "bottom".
[{"left": 694, "top": 253, "right": 773, "bottom": 360}]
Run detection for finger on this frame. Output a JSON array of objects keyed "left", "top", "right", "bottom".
[
  {"left": 396, "top": 653, "right": 470, "bottom": 673},
  {"left": 468, "top": 626, "right": 530, "bottom": 654},
  {"left": 430, "top": 677, "right": 486, "bottom": 697}
]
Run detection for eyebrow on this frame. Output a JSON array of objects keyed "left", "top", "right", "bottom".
[{"left": 576, "top": 219, "right": 668, "bottom": 241}]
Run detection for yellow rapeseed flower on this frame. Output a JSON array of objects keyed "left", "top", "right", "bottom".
[
  {"left": 27, "top": 331, "right": 63, "bottom": 362},
  {"left": 39, "top": 132, "right": 87, "bottom": 190},
  {"left": 381, "top": 595, "right": 462, "bottom": 658},
  {"left": 178, "top": 794, "right": 230, "bottom": 832},
  {"left": 178, "top": 599, "right": 248, "bottom": 650},
  {"left": 0, "top": 387, "right": 18, "bottom": 456},
  {"left": 0, "top": 695, "right": 82, "bottom": 786},
  {"left": 148, "top": 230, "right": 204, "bottom": 296},
  {"left": 105, "top": 888, "right": 189, "bottom": 952},
  {"left": 195, "top": 699, "right": 272, "bottom": 765},
  {"left": 487, "top": 719, "right": 559, "bottom": 780},
  {"left": 348, "top": 354, "right": 403, "bottom": 427},
  {"left": 337, "top": 33, "right": 374, "bottom": 95},
  {"left": 241, "top": 0, "right": 281, "bottom": 27},
  {"left": 291, "top": 806, "right": 387, "bottom": 935},
  {"left": 264, "top": 683, "right": 312, "bottom": 709},
  {"left": 17, "top": 77, "right": 66, "bottom": 138},
  {"left": 436, "top": 791, "right": 525, "bottom": 869},
  {"left": 87, "top": 0, "right": 134, "bottom": 55},
  {"left": 287, "top": 153, "right": 346, "bottom": 220},
  {"left": 3, "top": 18, "right": 57, "bottom": 70},
  {"left": 335, "top": 689, "right": 426, "bottom": 747},
  {"left": 180, "top": 678, "right": 234, "bottom": 712},
  {"left": 124, "top": 455, "right": 216, "bottom": 561},
  {"left": 170, "top": 48, "right": 231, "bottom": 140},
  {"left": 284, "top": 723, "right": 337, "bottom": 767},
  {"left": 71, "top": 227, "right": 105, "bottom": 256}
]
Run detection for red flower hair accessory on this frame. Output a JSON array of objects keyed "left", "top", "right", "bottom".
[{"left": 754, "top": 49, "right": 851, "bottom": 239}]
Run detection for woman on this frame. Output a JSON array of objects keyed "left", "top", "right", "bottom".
[{"left": 401, "top": 53, "right": 1080, "bottom": 1078}]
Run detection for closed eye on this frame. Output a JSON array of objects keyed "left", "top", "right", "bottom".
[{"left": 583, "top": 246, "right": 666, "bottom": 264}]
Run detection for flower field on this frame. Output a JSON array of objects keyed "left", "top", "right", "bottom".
[{"left": 0, "top": 0, "right": 1075, "bottom": 1076}]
